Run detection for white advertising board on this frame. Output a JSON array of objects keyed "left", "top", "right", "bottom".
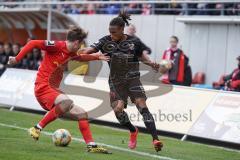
[
  {"left": 188, "top": 92, "right": 240, "bottom": 144},
  {"left": 1, "top": 68, "right": 239, "bottom": 144}
]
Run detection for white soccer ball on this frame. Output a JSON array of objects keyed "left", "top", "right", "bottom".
[
  {"left": 160, "top": 60, "right": 172, "bottom": 70},
  {"left": 159, "top": 60, "right": 172, "bottom": 74},
  {"left": 52, "top": 129, "right": 72, "bottom": 147}
]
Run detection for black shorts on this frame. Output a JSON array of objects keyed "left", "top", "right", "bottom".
[{"left": 109, "top": 78, "right": 147, "bottom": 108}]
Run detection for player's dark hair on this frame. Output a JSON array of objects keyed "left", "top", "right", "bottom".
[
  {"left": 110, "top": 10, "right": 131, "bottom": 27},
  {"left": 171, "top": 36, "right": 179, "bottom": 43},
  {"left": 67, "top": 25, "right": 88, "bottom": 42}
]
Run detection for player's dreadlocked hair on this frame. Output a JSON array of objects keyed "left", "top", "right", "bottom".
[
  {"left": 67, "top": 25, "right": 88, "bottom": 42},
  {"left": 110, "top": 10, "right": 131, "bottom": 27}
]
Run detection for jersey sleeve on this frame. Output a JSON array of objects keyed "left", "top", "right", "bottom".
[
  {"left": 90, "top": 37, "right": 105, "bottom": 51},
  {"left": 140, "top": 41, "right": 152, "bottom": 54},
  {"left": 135, "top": 38, "right": 147, "bottom": 57},
  {"left": 15, "top": 40, "right": 45, "bottom": 62},
  {"left": 15, "top": 40, "right": 60, "bottom": 62},
  {"left": 43, "top": 40, "right": 60, "bottom": 53}
]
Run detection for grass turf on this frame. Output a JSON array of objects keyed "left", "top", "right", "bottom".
[{"left": 0, "top": 108, "right": 239, "bottom": 160}]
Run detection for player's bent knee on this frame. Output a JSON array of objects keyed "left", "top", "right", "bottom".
[
  {"left": 57, "top": 99, "right": 74, "bottom": 113},
  {"left": 69, "top": 105, "right": 88, "bottom": 120}
]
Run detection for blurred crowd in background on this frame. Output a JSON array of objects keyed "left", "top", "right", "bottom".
[
  {"left": 0, "top": 34, "right": 239, "bottom": 92},
  {"left": 0, "top": 40, "right": 42, "bottom": 75},
  {"left": 1, "top": 0, "right": 240, "bottom": 16}
]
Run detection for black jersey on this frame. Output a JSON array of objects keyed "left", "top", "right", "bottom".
[
  {"left": 132, "top": 35, "right": 151, "bottom": 55},
  {"left": 91, "top": 35, "right": 146, "bottom": 81}
]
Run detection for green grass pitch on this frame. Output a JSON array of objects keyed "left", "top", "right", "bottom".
[{"left": 0, "top": 108, "right": 239, "bottom": 160}]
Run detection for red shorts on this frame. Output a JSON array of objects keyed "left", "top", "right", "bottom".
[{"left": 34, "top": 83, "right": 63, "bottom": 111}]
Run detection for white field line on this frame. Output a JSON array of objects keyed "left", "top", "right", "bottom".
[
  {"left": 92, "top": 125, "right": 240, "bottom": 153},
  {"left": 0, "top": 122, "right": 178, "bottom": 160}
]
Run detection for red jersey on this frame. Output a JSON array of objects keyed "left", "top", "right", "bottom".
[{"left": 16, "top": 40, "right": 99, "bottom": 88}]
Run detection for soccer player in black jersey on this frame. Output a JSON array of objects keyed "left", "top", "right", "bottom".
[{"left": 82, "top": 10, "right": 163, "bottom": 152}]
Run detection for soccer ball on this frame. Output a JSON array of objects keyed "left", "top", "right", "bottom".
[
  {"left": 159, "top": 60, "right": 172, "bottom": 73},
  {"left": 52, "top": 129, "right": 72, "bottom": 147},
  {"left": 160, "top": 60, "right": 172, "bottom": 70}
]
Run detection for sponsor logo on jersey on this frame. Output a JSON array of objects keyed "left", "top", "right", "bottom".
[
  {"left": 45, "top": 40, "right": 55, "bottom": 46},
  {"left": 129, "top": 43, "right": 135, "bottom": 50}
]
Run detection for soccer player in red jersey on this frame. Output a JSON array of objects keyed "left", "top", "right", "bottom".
[{"left": 8, "top": 26, "right": 110, "bottom": 154}]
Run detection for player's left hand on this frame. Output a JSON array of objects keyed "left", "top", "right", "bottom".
[{"left": 99, "top": 53, "right": 110, "bottom": 61}]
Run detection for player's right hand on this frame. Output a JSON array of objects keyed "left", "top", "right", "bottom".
[
  {"left": 8, "top": 56, "right": 18, "bottom": 65},
  {"left": 151, "top": 62, "right": 160, "bottom": 72}
]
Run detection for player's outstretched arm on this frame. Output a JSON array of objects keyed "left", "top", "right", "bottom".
[
  {"left": 8, "top": 40, "right": 45, "bottom": 65},
  {"left": 78, "top": 47, "right": 97, "bottom": 55},
  {"left": 72, "top": 52, "right": 110, "bottom": 62},
  {"left": 140, "top": 51, "right": 159, "bottom": 72}
]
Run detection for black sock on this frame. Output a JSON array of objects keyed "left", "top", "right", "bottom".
[
  {"left": 138, "top": 107, "right": 159, "bottom": 141},
  {"left": 115, "top": 111, "right": 136, "bottom": 133}
]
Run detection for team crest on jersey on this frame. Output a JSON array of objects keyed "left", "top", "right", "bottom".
[{"left": 45, "top": 40, "right": 55, "bottom": 46}]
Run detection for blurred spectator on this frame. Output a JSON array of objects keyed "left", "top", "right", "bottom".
[
  {"left": 213, "top": 56, "right": 240, "bottom": 92},
  {"left": 84, "top": 4, "right": 96, "bottom": 14},
  {"left": 18, "top": 48, "right": 42, "bottom": 70},
  {"left": 0, "top": 42, "right": 13, "bottom": 75},
  {"left": 154, "top": 2, "right": 169, "bottom": 15},
  {"left": 4, "top": 42, "right": 13, "bottom": 56},
  {"left": 126, "top": 3, "right": 141, "bottom": 14},
  {"left": 12, "top": 43, "right": 21, "bottom": 56},
  {"left": 19, "top": 40, "right": 42, "bottom": 70},
  {"left": 211, "top": 3, "right": 224, "bottom": 15},
  {"left": 0, "top": 42, "right": 4, "bottom": 55},
  {"left": 79, "top": 4, "right": 96, "bottom": 14},
  {"left": 105, "top": 2, "right": 121, "bottom": 14},
  {"left": 0, "top": 38, "right": 42, "bottom": 72},
  {"left": 31, "top": 48, "right": 41, "bottom": 70},
  {"left": 69, "top": 4, "right": 81, "bottom": 14},
  {"left": 126, "top": 24, "right": 151, "bottom": 54},
  {"left": 141, "top": 4, "right": 151, "bottom": 15},
  {"left": 12, "top": 43, "right": 22, "bottom": 68},
  {"left": 196, "top": 3, "right": 207, "bottom": 15},
  {"left": 161, "top": 36, "right": 192, "bottom": 86},
  {"left": 180, "top": 2, "right": 188, "bottom": 15},
  {"left": 180, "top": 1, "right": 197, "bottom": 15},
  {"left": 0, "top": 42, "right": 6, "bottom": 76},
  {"left": 95, "top": 4, "right": 107, "bottom": 14},
  {"left": 2, "top": 0, "right": 240, "bottom": 16},
  {"left": 235, "top": 3, "right": 240, "bottom": 15},
  {"left": 169, "top": 0, "right": 181, "bottom": 15}
]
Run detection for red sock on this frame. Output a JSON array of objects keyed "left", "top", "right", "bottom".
[
  {"left": 78, "top": 120, "right": 94, "bottom": 144},
  {"left": 38, "top": 106, "right": 61, "bottom": 129}
]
